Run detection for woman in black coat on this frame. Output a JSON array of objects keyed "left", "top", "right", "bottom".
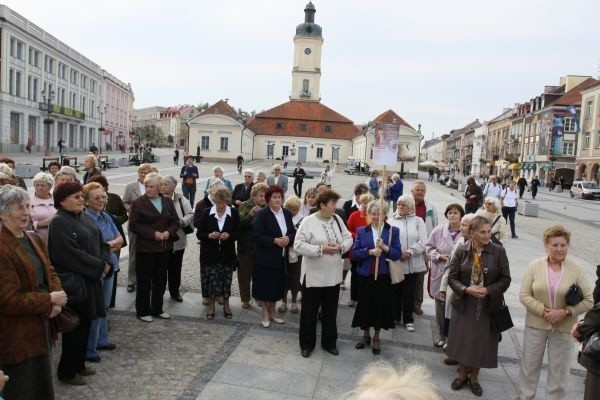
[
  {"left": 48, "top": 182, "right": 111, "bottom": 386},
  {"left": 252, "top": 185, "right": 295, "bottom": 328},
  {"left": 197, "top": 187, "right": 240, "bottom": 319}
]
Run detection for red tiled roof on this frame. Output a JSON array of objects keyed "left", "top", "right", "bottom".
[
  {"left": 551, "top": 78, "right": 599, "bottom": 106},
  {"left": 246, "top": 101, "right": 358, "bottom": 140},
  {"left": 198, "top": 100, "right": 240, "bottom": 120},
  {"left": 371, "top": 109, "right": 414, "bottom": 130}
]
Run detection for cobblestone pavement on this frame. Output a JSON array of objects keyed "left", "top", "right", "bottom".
[{"left": 7, "top": 149, "right": 597, "bottom": 399}]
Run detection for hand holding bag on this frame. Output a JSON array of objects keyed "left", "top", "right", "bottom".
[
  {"left": 582, "top": 332, "right": 600, "bottom": 362},
  {"left": 51, "top": 306, "right": 80, "bottom": 333},
  {"left": 386, "top": 227, "right": 405, "bottom": 284},
  {"left": 565, "top": 283, "right": 584, "bottom": 306}
]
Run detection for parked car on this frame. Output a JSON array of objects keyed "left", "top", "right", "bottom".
[{"left": 570, "top": 180, "right": 600, "bottom": 199}]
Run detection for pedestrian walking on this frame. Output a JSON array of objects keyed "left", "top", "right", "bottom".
[
  {"left": 173, "top": 147, "right": 180, "bottom": 166},
  {"left": 292, "top": 162, "right": 306, "bottom": 197},
  {"left": 500, "top": 180, "right": 519, "bottom": 239},
  {"left": 517, "top": 176, "right": 528, "bottom": 198},
  {"left": 26, "top": 137, "right": 32, "bottom": 153},
  {"left": 180, "top": 156, "right": 199, "bottom": 205},
  {"left": 530, "top": 176, "right": 541, "bottom": 199}
]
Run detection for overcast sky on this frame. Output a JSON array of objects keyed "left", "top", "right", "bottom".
[{"left": 5, "top": 0, "right": 600, "bottom": 137}]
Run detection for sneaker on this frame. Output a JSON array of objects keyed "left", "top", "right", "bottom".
[
  {"left": 154, "top": 312, "right": 170, "bottom": 319},
  {"left": 138, "top": 315, "right": 153, "bottom": 323},
  {"left": 406, "top": 323, "right": 415, "bottom": 332},
  {"left": 278, "top": 302, "right": 288, "bottom": 313}
]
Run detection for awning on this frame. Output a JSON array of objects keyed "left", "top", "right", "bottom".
[{"left": 508, "top": 163, "right": 521, "bottom": 170}]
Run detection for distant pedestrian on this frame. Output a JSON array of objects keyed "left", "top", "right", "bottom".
[
  {"left": 428, "top": 167, "right": 434, "bottom": 181},
  {"left": 530, "top": 176, "right": 541, "bottom": 199},
  {"left": 57, "top": 138, "right": 65, "bottom": 154},
  {"left": 517, "top": 176, "right": 528, "bottom": 198},
  {"left": 389, "top": 173, "right": 404, "bottom": 211},
  {"left": 180, "top": 156, "right": 199, "bottom": 205},
  {"left": 558, "top": 176, "right": 565, "bottom": 193},
  {"left": 368, "top": 170, "right": 380, "bottom": 198},
  {"left": 173, "top": 147, "right": 180, "bottom": 166},
  {"left": 26, "top": 137, "right": 32, "bottom": 153},
  {"left": 463, "top": 177, "right": 483, "bottom": 214},
  {"left": 500, "top": 180, "right": 519, "bottom": 238},
  {"left": 482, "top": 175, "right": 503, "bottom": 199},
  {"left": 292, "top": 162, "right": 306, "bottom": 197}
]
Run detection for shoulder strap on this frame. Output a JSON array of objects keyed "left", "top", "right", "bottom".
[
  {"left": 491, "top": 215, "right": 501, "bottom": 228},
  {"left": 177, "top": 196, "right": 185, "bottom": 214},
  {"left": 332, "top": 213, "right": 343, "bottom": 233}
]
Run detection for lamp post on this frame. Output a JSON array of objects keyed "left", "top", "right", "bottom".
[
  {"left": 41, "top": 88, "right": 55, "bottom": 152},
  {"left": 98, "top": 104, "right": 108, "bottom": 152},
  {"left": 128, "top": 113, "right": 137, "bottom": 152},
  {"left": 416, "top": 124, "right": 423, "bottom": 176}
]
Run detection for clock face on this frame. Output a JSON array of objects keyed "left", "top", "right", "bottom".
[{"left": 304, "top": 47, "right": 312, "bottom": 55}]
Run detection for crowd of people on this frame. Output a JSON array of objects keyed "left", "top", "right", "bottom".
[{"left": 1, "top": 154, "right": 599, "bottom": 400}]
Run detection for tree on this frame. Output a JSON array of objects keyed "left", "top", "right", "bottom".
[
  {"left": 196, "top": 102, "right": 209, "bottom": 112},
  {"left": 167, "top": 135, "right": 174, "bottom": 145}
]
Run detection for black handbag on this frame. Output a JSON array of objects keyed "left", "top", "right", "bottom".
[
  {"left": 565, "top": 284, "right": 584, "bottom": 306},
  {"left": 51, "top": 306, "right": 80, "bottom": 333},
  {"left": 582, "top": 332, "right": 600, "bottom": 362},
  {"left": 491, "top": 301, "right": 514, "bottom": 333},
  {"left": 58, "top": 272, "right": 88, "bottom": 303}
]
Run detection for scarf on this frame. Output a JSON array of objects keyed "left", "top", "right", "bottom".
[{"left": 472, "top": 247, "right": 483, "bottom": 286}]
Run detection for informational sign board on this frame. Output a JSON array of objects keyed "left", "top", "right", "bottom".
[{"left": 372, "top": 123, "right": 400, "bottom": 165}]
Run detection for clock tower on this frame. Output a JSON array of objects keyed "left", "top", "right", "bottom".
[{"left": 291, "top": 2, "right": 323, "bottom": 102}]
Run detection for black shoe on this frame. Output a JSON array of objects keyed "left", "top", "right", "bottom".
[
  {"left": 127, "top": 285, "right": 135, "bottom": 293},
  {"left": 301, "top": 349, "right": 312, "bottom": 358},
  {"left": 171, "top": 294, "right": 183, "bottom": 302},
  {"left": 324, "top": 347, "right": 339, "bottom": 356},
  {"left": 97, "top": 343, "right": 116, "bottom": 351},
  {"left": 470, "top": 381, "right": 483, "bottom": 397},
  {"left": 85, "top": 355, "right": 101, "bottom": 363},
  {"left": 355, "top": 337, "right": 371, "bottom": 349},
  {"left": 372, "top": 338, "right": 381, "bottom": 355},
  {"left": 451, "top": 377, "right": 468, "bottom": 391},
  {"left": 512, "top": 235, "right": 518, "bottom": 239}
]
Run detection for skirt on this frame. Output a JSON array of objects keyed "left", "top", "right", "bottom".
[
  {"left": 284, "top": 260, "right": 301, "bottom": 293},
  {"left": 252, "top": 258, "right": 285, "bottom": 302},
  {"left": 351, "top": 274, "right": 395, "bottom": 331},
  {"left": 446, "top": 296, "right": 499, "bottom": 368},
  {"left": 200, "top": 262, "right": 233, "bottom": 298}
]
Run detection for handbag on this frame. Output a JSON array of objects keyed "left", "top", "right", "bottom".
[
  {"left": 51, "top": 306, "right": 80, "bottom": 333},
  {"left": 386, "top": 226, "right": 405, "bottom": 284},
  {"left": 178, "top": 197, "right": 194, "bottom": 234},
  {"left": 491, "top": 300, "right": 514, "bottom": 333},
  {"left": 565, "top": 283, "right": 584, "bottom": 306},
  {"left": 582, "top": 332, "right": 600, "bottom": 362},
  {"left": 332, "top": 214, "right": 350, "bottom": 259},
  {"left": 58, "top": 272, "right": 88, "bottom": 303}
]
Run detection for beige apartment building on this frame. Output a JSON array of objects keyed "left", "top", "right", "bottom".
[{"left": 576, "top": 82, "right": 600, "bottom": 182}]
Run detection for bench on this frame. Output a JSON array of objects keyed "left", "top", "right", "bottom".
[
  {"left": 61, "top": 156, "right": 80, "bottom": 172},
  {"left": 40, "top": 157, "right": 59, "bottom": 172}
]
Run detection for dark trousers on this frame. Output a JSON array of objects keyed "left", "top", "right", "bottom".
[
  {"left": 182, "top": 184, "right": 197, "bottom": 206},
  {"left": 136, "top": 251, "right": 170, "bottom": 317},
  {"left": 415, "top": 270, "right": 425, "bottom": 307},
  {"left": 518, "top": 186, "right": 526, "bottom": 198},
  {"left": 350, "top": 261, "right": 359, "bottom": 302},
  {"left": 167, "top": 249, "right": 185, "bottom": 297},
  {"left": 293, "top": 180, "right": 303, "bottom": 197},
  {"left": 531, "top": 188, "right": 538, "bottom": 199},
  {"left": 465, "top": 202, "right": 479, "bottom": 214},
  {"left": 237, "top": 253, "right": 254, "bottom": 303},
  {"left": 393, "top": 272, "right": 418, "bottom": 324},
  {"left": 109, "top": 270, "right": 118, "bottom": 308},
  {"left": 299, "top": 280, "right": 340, "bottom": 351},
  {"left": 501, "top": 206, "right": 517, "bottom": 236},
  {"left": 57, "top": 315, "right": 91, "bottom": 379}
]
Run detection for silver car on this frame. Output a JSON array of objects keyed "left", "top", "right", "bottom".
[{"left": 570, "top": 181, "right": 600, "bottom": 199}]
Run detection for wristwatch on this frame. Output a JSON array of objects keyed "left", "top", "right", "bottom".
[{"left": 564, "top": 307, "right": 572, "bottom": 317}]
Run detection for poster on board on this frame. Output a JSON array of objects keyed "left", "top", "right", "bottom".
[{"left": 372, "top": 123, "right": 400, "bottom": 165}]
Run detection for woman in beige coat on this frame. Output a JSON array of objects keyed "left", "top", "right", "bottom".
[{"left": 517, "top": 225, "right": 593, "bottom": 400}]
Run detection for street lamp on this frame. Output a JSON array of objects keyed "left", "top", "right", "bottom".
[
  {"left": 416, "top": 124, "right": 423, "bottom": 173},
  {"left": 98, "top": 104, "right": 108, "bottom": 152},
  {"left": 41, "top": 88, "right": 55, "bottom": 151},
  {"left": 128, "top": 113, "right": 137, "bottom": 151}
]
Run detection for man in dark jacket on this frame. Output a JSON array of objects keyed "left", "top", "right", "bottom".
[
  {"left": 292, "top": 163, "right": 306, "bottom": 197},
  {"left": 517, "top": 176, "right": 528, "bottom": 198}
]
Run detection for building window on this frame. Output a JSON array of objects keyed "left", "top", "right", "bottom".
[
  {"left": 275, "top": 122, "right": 283, "bottom": 130},
  {"left": 44, "top": 56, "right": 55, "bottom": 73},
  {"left": 564, "top": 117, "right": 577, "bottom": 132},
  {"left": 90, "top": 80, "right": 97, "bottom": 93},
  {"left": 81, "top": 75, "right": 88, "bottom": 89},
  {"left": 27, "top": 76, "right": 38, "bottom": 101},
  {"left": 28, "top": 47, "right": 40, "bottom": 67},
  {"left": 325, "top": 125, "right": 332, "bottom": 133},
  {"left": 70, "top": 69, "right": 78, "bottom": 85},
  {"left": 562, "top": 142, "right": 575, "bottom": 156},
  {"left": 302, "top": 79, "right": 309, "bottom": 95},
  {"left": 282, "top": 145, "right": 289, "bottom": 156},
  {"left": 586, "top": 100, "right": 593, "bottom": 119},
  {"left": 10, "top": 113, "right": 20, "bottom": 144},
  {"left": 316, "top": 147, "right": 323, "bottom": 158},
  {"left": 69, "top": 91, "right": 76, "bottom": 109},
  {"left": 220, "top": 137, "right": 229, "bottom": 151},
  {"left": 80, "top": 96, "right": 86, "bottom": 113},
  {"left": 15, "top": 71, "right": 22, "bottom": 97},
  {"left": 58, "top": 63, "right": 66, "bottom": 79},
  {"left": 300, "top": 124, "right": 308, "bottom": 132},
  {"left": 583, "top": 132, "right": 591, "bottom": 149},
  {"left": 10, "top": 38, "right": 24, "bottom": 60},
  {"left": 201, "top": 136, "right": 210, "bottom": 150},
  {"left": 596, "top": 131, "right": 600, "bottom": 148},
  {"left": 29, "top": 116, "right": 37, "bottom": 144}
]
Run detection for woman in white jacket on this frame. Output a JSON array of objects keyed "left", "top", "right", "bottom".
[{"left": 389, "top": 194, "right": 428, "bottom": 332}]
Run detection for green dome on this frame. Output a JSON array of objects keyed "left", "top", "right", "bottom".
[{"left": 295, "top": 1, "right": 322, "bottom": 37}]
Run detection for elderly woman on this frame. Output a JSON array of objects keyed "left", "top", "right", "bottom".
[
  {"left": 30, "top": 172, "right": 57, "bottom": 243},
  {"left": 389, "top": 194, "right": 428, "bottom": 332},
  {"left": 351, "top": 200, "right": 400, "bottom": 355},
  {"left": 463, "top": 177, "right": 483, "bottom": 214},
  {"left": 47, "top": 161, "right": 61, "bottom": 177},
  {"left": 82, "top": 154, "right": 102, "bottom": 184},
  {"left": 279, "top": 196, "right": 303, "bottom": 314},
  {"left": 475, "top": 197, "right": 508, "bottom": 245},
  {"left": 294, "top": 189, "right": 352, "bottom": 358},
  {"left": 446, "top": 216, "right": 511, "bottom": 397},
  {"left": 197, "top": 187, "right": 240, "bottom": 319},
  {"left": 82, "top": 182, "right": 124, "bottom": 362},
  {"left": 237, "top": 182, "right": 268, "bottom": 309},
  {"left": 204, "top": 166, "right": 233, "bottom": 196},
  {"left": 300, "top": 187, "right": 318, "bottom": 218},
  {"left": 255, "top": 170, "right": 267, "bottom": 184},
  {"left": 0, "top": 185, "right": 67, "bottom": 399},
  {"left": 48, "top": 182, "right": 111, "bottom": 386},
  {"left": 160, "top": 175, "right": 194, "bottom": 302},
  {"left": 232, "top": 168, "right": 254, "bottom": 207},
  {"left": 346, "top": 193, "right": 374, "bottom": 307},
  {"left": 129, "top": 173, "right": 180, "bottom": 322},
  {"left": 253, "top": 186, "right": 296, "bottom": 328},
  {"left": 573, "top": 304, "right": 600, "bottom": 400},
  {"left": 55, "top": 166, "right": 78, "bottom": 186},
  {"left": 517, "top": 225, "right": 593, "bottom": 400},
  {"left": 426, "top": 203, "right": 465, "bottom": 347}
]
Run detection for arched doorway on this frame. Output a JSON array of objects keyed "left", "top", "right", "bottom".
[
  {"left": 592, "top": 163, "right": 600, "bottom": 184},
  {"left": 578, "top": 164, "right": 587, "bottom": 180}
]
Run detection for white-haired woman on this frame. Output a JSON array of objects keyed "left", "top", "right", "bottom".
[
  {"left": 255, "top": 170, "right": 267, "bottom": 184},
  {"left": 30, "top": 172, "right": 56, "bottom": 243},
  {"left": 389, "top": 194, "right": 428, "bottom": 332},
  {"left": 82, "top": 154, "right": 102, "bottom": 185},
  {"left": 475, "top": 196, "right": 508, "bottom": 245},
  {"left": 160, "top": 175, "right": 194, "bottom": 302},
  {"left": 54, "top": 166, "right": 78, "bottom": 186},
  {"left": 204, "top": 166, "right": 233, "bottom": 196}
]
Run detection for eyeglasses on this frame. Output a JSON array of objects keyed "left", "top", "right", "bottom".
[
  {"left": 244, "top": 175, "right": 253, "bottom": 178},
  {"left": 68, "top": 194, "right": 84, "bottom": 200}
]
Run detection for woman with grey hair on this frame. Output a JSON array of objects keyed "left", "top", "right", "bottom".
[
  {"left": 82, "top": 154, "right": 102, "bottom": 185},
  {"left": 160, "top": 175, "right": 194, "bottom": 302},
  {"left": 30, "top": 172, "right": 56, "bottom": 243},
  {"left": 475, "top": 196, "right": 508, "bottom": 245},
  {"left": 0, "top": 185, "right": 66, "bottom": 398},
  {"left": 389, "top": 194, "right": 428, "bottom": 332},
  {"left": 204, "top": 166, "right": 233, "bottom": 196},
  {"left": 54, "top": 166, "right": 78, "bottom": 186},
  {"left": 255, "top": 170, "right": 267, "bottom": 184}
]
